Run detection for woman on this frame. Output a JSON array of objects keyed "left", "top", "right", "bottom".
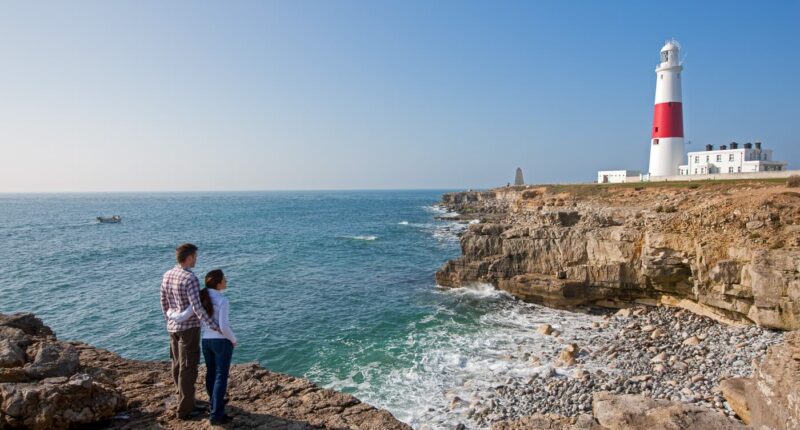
[{"left": 199, "top": 269, "right": 237, "bottom": 425}]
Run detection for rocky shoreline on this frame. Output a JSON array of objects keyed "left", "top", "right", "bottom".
[
  {"left": 459, "top": 304, "right": 781, "bottom": 428},
  {"left": 0, "top": 312, "right": 410, "bottom": 430},
  {"left": 433, "top": 180, "right": 800, "bottom": 429}
]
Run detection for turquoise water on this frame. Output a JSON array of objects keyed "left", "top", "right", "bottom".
[{"left": 1, "top": 191, "right": 600, "bottom": 428}]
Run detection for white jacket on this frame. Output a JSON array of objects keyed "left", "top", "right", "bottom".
[{"left": 169, "top": 289, "right": 236, "bottom": 344}]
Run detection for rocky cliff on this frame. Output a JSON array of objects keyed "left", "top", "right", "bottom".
[
  {"left": 436, "top": 181, "right": 800, "bottom": 330},
  {"left": 0, "top": 313, "right": 409, "bottom": 430}
]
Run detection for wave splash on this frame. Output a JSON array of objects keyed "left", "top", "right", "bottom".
[
  {"left": 317, "top": 284, "right": 608, "bottom": 429},
  {"left": 341, "top": 235, "right": 378, "bottom": 241}
]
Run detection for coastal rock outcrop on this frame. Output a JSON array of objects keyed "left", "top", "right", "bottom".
[
  {"left": 0, "top": 313, "right": 123, "bottom": 429},
  {"left": 0, "top": 313, "right": 409, "bottom": 430},
  {"left": 436, "top": 182, "right": 800, "bottom": 330},
  {"left": 720, "top": 330, "right": 800, "bottom": 429}
]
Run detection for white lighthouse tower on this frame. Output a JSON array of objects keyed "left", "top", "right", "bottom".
[{"left": 648, "top": 40, "right": 685, "bottom": 177}]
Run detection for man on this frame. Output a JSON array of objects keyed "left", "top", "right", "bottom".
[{"left": 160, "top": 243, "right": 221, "bottom": 420}]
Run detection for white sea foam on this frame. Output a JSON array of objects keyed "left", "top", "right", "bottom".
[
  {"left": 398, "top": 221, "right": 409, "bottom": 225},
  {"left": 320, "top": 284, "right": 610, "bottom": 429},
  {"left": 342, "top": 235, "right": 378, "bottom": 241}
]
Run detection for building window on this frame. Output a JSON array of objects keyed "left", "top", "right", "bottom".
[
  {"left": 654, "top": 127, "right": 659, "bottom": 132},
  {"left": 729, "top": 154, "right": 734, "bottom": 161},
  {"left": 778, "top": 166, "right": 782, "bottom": 171},
  {"left": 706, "top": 155, "right": 710, "bottom": 162},
  {"left": 738, "top": 167, "right": 741, "bottom": 172},
  {"left": 729, "top": 167, "right": 734, "bottom": 173},
  {"left": 716, "top": 155, "right": 722, "bottom": 162},
  {"left": 694, "top": 156, "right": 699, "bottom": 163},
  {"left": 694, "top": 168, "right": 698, "bottom": 174},
  {"left": 653, "top": 139, "right": 659, "bottom": 145}
]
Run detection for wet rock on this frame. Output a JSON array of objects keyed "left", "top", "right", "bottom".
[{"left": 557, "top": 344, "right": 580, "bottom": 367}]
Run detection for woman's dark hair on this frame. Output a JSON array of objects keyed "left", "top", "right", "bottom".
[{"left": 199, "top": 269, "right": 225, "bottom": 317}]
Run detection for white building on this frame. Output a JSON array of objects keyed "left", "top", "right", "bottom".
[
  {"left": 678, "top": 142, "right": 787, "bottom": 175},
  {"left": 597, "top": 170, "right": 642, "bottom": 184}
]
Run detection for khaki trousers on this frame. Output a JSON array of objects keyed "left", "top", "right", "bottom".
[{"left": 169, "top": 327, "right": 200, "bottom": 419}]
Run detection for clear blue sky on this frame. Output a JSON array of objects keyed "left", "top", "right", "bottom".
[{"left": 1, "top": 1, "right": 797, "bottom": 192}]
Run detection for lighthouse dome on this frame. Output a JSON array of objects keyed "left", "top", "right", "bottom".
[{"left": 661, "top": 40, "right": 681, "bottom": 52}]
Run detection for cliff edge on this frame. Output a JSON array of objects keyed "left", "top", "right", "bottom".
[
  {"left": 0, "top": 312, "right": 410, "bottom": 430},
  {"left": 436, "top": 180, "right": 800, "bottom": 330}
]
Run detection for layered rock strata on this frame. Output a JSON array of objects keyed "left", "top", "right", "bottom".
[
  {"left": 0, "top": 313, "right": 409, "bottom": 430},
  {"left": 436, "top": 182, "right": 800, "bottom": 330}
]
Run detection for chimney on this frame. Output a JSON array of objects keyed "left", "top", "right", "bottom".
[
  {"left": 730, "top": 142, "right": 739, "bottom": 149},
  {"left": 744, "top": 143, "right": 753, "bottom": 149},
  {"left": 705, "top": 144, "right": 713, "bottom": 151},
  {"left": 755, "top": 142, "right": 762, "bottom": 149},
  {"left": 720, "top": 145, "right": 727, "bottom": 150}
]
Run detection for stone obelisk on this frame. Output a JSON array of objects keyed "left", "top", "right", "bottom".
[{"left": 514, "top": 168, "right": 524, "bottom": 186}]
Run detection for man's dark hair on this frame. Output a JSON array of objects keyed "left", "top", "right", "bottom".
[{"left": 176, "top": 243, "right": 198, "bottom": 263}]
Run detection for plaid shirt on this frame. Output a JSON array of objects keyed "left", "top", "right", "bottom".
[{"left": 160, "top": 265, "right": 220, "bottom": 333}]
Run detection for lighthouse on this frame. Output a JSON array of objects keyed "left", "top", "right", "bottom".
[{"left": 648, "top": 40, "right": 685, "bottom": 177}]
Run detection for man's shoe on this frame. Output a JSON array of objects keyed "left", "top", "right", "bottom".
[
  {"left": 209, "top": 415, "right": 233, "bottom": 425},
  {"left": 193, "top": 405, "right": 208, "bottom": 414},
  {"left": 177, "top": 410, "right": 203, "bottom": 420}
]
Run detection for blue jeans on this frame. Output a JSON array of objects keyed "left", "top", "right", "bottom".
[{"left": 201, "top": 338, "right": 233, "bottom": 420}]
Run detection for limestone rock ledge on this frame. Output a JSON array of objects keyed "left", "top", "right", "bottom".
[
  {"left": 0, "top": 313, "right": 410, "bottom": 430},
  {"left": 436, "top": 183, "right": 800, "bottom": 330}
]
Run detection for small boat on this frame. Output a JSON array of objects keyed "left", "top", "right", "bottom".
[{"left": 97, "top": 215, "right": 122, "bottom": 223}]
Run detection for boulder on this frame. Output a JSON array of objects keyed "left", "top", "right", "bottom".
[
  {"left": 537, "top": 324, "right": 554, "bottom": 335},
  {"left": 719, "top": 377, "right": 751, "bottom": 424},
  {"left": 556, "top": 344, "right": 580, "bottom": 367},
  {"left": 745, "top": 331, "right": 800, "bottom": 430},
  {"left": 591, "top": 392, "right": 746, "bottom": 430},
  {"left": 683, "top": 336, "right": 701, "bottom": 346},
  {"left": 0, "top": 373, "right": 123, "bottom": 430},
  {"left": 0, "top": 340, "right": 25, "bottom": 369},
  {"left": 23, "top": 342, "right": 80, "bottom": 381}
]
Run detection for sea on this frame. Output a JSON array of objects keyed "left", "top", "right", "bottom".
[{"left": 0, "top": 190, "right": 602, "bottom": 428}]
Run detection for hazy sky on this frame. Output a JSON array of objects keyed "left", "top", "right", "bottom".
[{"left": 1, "top": 1, "right": 798, "bottom": 192}]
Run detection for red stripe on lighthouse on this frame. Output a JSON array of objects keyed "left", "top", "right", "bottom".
[{"left": 651, "top": 102, "right": 684, "bottom": 138}]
